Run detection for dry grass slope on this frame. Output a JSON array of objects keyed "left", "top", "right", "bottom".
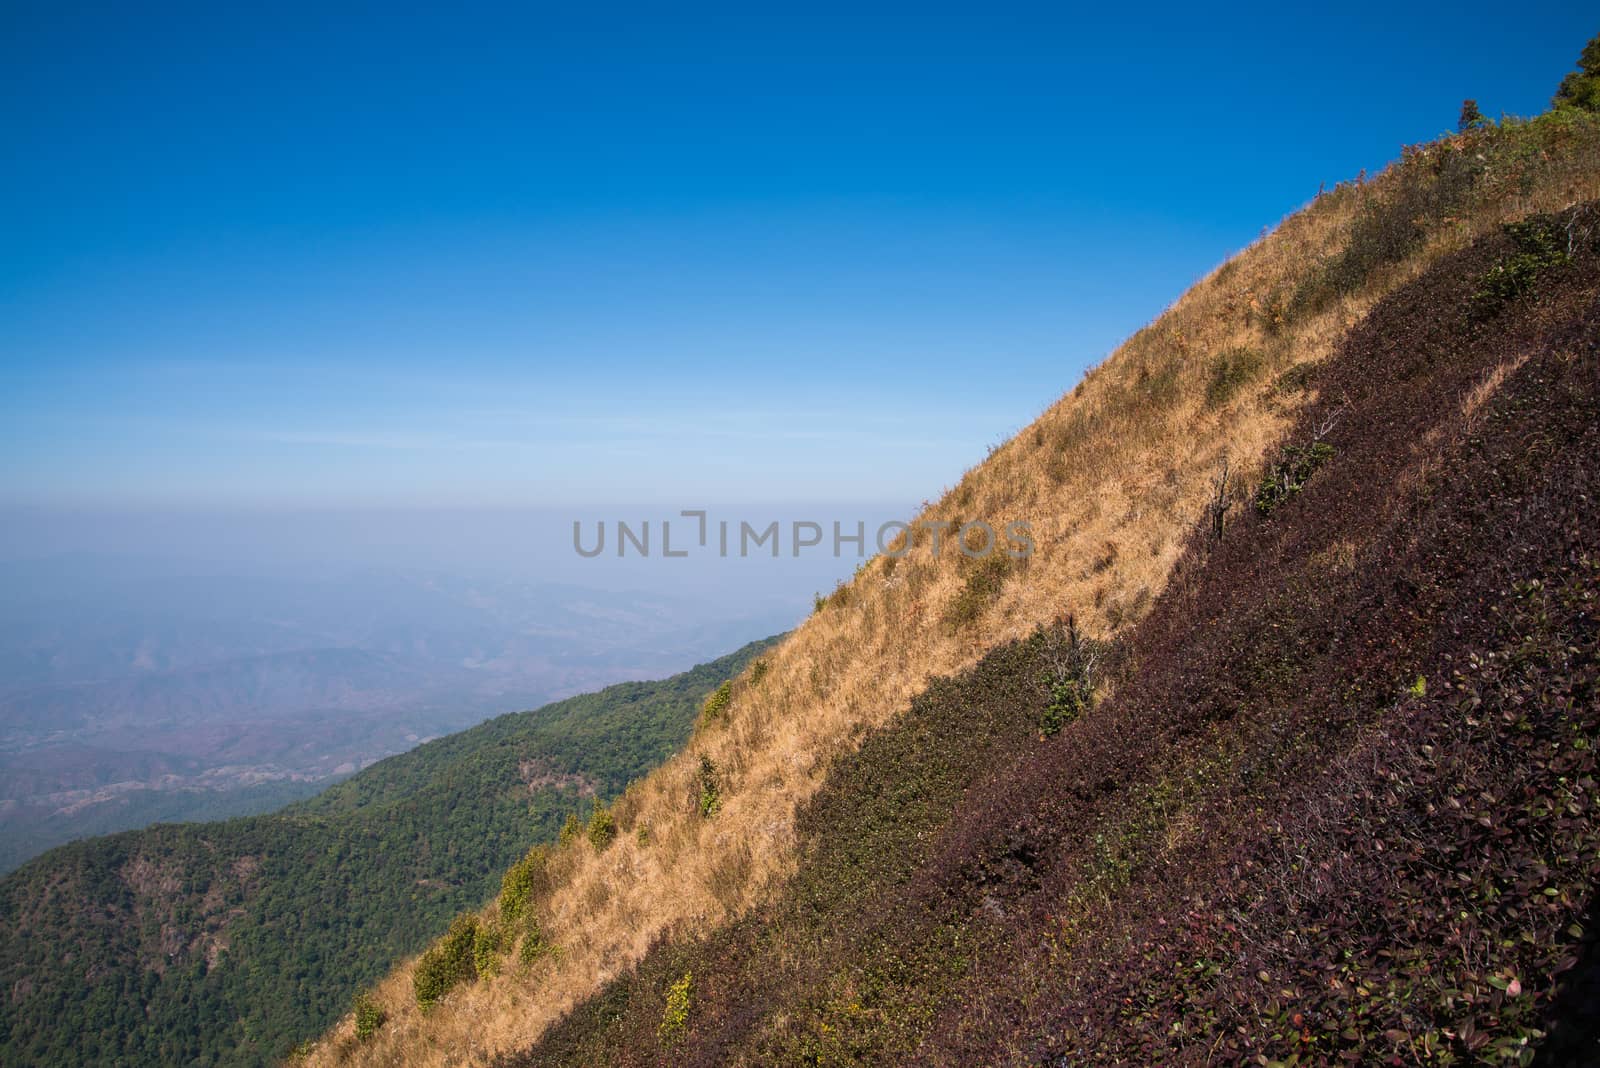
[{"left": 303, "top": 113, "right": 1600, "bottom": 1067}]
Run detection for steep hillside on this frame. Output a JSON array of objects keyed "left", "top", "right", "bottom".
[
  {"left": 0, "top": 638, "right": 775, "bottom": 1067},
  {"left": 305, "top": 108, "right": 1600, "bottom": 1065},
  {"left": 518, "top": 204, "right": 1600, "bottom": 1065}
]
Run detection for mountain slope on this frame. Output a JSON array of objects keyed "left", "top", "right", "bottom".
[
  {"left": 305, "top": 110, "right": 1600, "bottom": 1066},
  {"left": 517, "top": 203, "right": 1600, "bottom": 1065},
  {"left": 0, "top": 637, "right": 776, "bottom": 1067}
]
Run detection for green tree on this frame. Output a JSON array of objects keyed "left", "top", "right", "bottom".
[
  {"left": 1554, "top": 32, "right": 1600, "bottom": 112},
  {"left": 585, "top": 799, "right": 616, "bottom": 850}
]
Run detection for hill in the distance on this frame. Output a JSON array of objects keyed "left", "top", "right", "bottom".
[
  {"left": 0, "top": 636, "right": 776, "bottom": 1066},
  {"left": 0, "top": 565, "right": 791, "bottom": 873}
]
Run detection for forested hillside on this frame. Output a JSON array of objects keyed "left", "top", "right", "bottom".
[{"left": 0, "top": 637, "right": 776, "bottom": 1066}]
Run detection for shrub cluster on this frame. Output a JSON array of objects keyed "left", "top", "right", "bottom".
[
  {"left": 658, "top": 971, "right": 692, "bottom": 1048},
  {"left": 352, "top": 994, "right": 387, "bottom": 1041},
  {"left": 497, "top": 846, "right": 549, "bottom": 925},
  {"left": 700, "top": 680, "right": 732, "bottom": 722},
  {"left": 697, "top": 756, "right": 722, "bottom": 818},
  {"left": 413, "top": 915, "right": 480, "bottom": 1010},
  {"left": 1038, "top": 617, "right": 1106, "bottom": 737},
  {"left": 1254, "top": 441, "right": 1335, "bottom": 516},
  {"left": 585, "top": 799, "right": 616, "bottom": 850},
  {"left": 472, "top": 922, "right": 504, "bottom": 979},
  {"left": 1472, "top": 214, "right": 1574, "bottom": 318},
  {"left": 1041, "top": 677, "right": 1088, "bottom": 737}
]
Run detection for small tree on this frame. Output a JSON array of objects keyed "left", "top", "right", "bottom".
[
  {"left": 497, "top": 846, "right": 548, "bottom": 924},
  {"left": 1458, "top": 98, "right": 1487, "bottom": 132},
  {"left": 585, "top": 798, "right": 617, "bottom": 850},
  {"left": 413, "top": 915, "right": 479, "bottom": 1010},
  {"left": 697, "top": 756, "right": 721, "bottom": 818},
  {"left": 1554, "top": 33, "right": 1600, "bottom": 112},
  {"left": 472, "top": 921, "right": 504, "bottom": 979},
  {"left": 352, "top": 994, "right": 387, "bottom": 1041},
  {"left": 700, "top": 680, "right": 732, "bottom": 722}
]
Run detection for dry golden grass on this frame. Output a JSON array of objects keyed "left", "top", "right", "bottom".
[{"left": 302, "top": 122, "right": 1600, "bottom": 1068}]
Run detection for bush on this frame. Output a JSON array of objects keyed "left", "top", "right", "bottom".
[
  {"left": 1204, "top": 347, "right": 1266, "bottom": 407},
  {"left": 518, "top": 919, "right": 553, "bottom": 966},
  {"left": 586, "top": 799, "right": 617, "bottom": 850},
  {"left": 658, "top": 971, "right": 692, "bottom": 1048},
  {"left": 1041, "top": 678, "right": 1088, "bottom": 737},
  {"left": 1038, "top": 617, "right": 1105, "bottom": 737},
  {"left": 473, "top": 921, "right": 505, "bottom": 979},
  {"left": 1471, "top": 215, "right": 1572, "bottom": 318},
  {"left": 697, "top": 756, "right": 722, "bottom": 818},
  {"left": 748, "top": 658, "right": 769, "bottom": 686},
  {"left": 352, "top": 994, "right": 387, "bottom": 1041},
  {"left": 700, "top": 680, "right": 732, "bottom": 722},
  {"left": 497, "top": 846, "right": 549, "bottom": 925},
  {"left": 558, "top": 810, "right": 582, "bottom": 847},
  {"left": 1254, "top": 442, "right": 1335, "bottom": 516},
  {"left": 413, "top": 915, "right": 479, "bottom": 1010},
  {"left": 1293, "top": 140, "right": 1484, "bottom": 316},
  {"left": 945, "top": 553, "right": 1013, "bottom": 630}
]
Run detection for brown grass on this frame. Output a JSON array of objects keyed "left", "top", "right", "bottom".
[{"left": 301, "top": 119, "right": 1600, "bottom": 1068}]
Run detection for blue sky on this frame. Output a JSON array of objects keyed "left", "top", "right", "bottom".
[{"left": 3, "top": 4, "right": 1595, "bottom": 510}]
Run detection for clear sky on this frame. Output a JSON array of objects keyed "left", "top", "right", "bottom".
[{"left": 3, "top": 3, "right": 1595, "bottom": 511}]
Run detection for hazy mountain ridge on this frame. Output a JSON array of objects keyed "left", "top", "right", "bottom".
[{"left": 0, "top": 568, "right": 792, "bottom": 871}]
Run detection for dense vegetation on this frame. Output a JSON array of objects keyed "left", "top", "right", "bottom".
[
  {"left": 511, "top": 208, "right": 1600, "bottom": 1063},
  {"left": 0, "top": 637, "right": 775, "bottom": 1067}
]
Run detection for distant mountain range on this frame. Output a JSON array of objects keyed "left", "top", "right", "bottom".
[
  {"left": 0, "top": 566, "right": 793, "bottom": 871},
  {"left": 0, "top": 636, "right": 776, "bottom": 1066}
]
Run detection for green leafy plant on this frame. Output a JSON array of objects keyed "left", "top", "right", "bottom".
[
  {"left": 497, "top": 846, "right": 548, "bottom": 925},
  {"left": 1255, "top": 441, "right": 1335, "bottom": 516},
  {"left": 1554, "top": 32, "right": 1600, "bottom": 112},
  {"left": 412, "top": 915, "right": 479, "bottom": 1010},
  {"left": 352, "top": 994, "right": 387, "bottom": 1041},
  {"left": 586, "top": 799, "right": 617, "bottom": 850},
  {"left": 472, "top": 921, "right": 505, "bottom": 979},
  {"left": 558, "top": 810, "right": 582, "bottom": 847},
  {"left": 697, "top": 756, "right": 722, "bottom": 818},
  {"left": 658, "top": 971, "right": 693, "bottom": 1048},
  {"left": 1472, "top": 215, "right": 1572, "bottom": 318},
  {"left": 1038, "top": 617, "right": 1104, "bottom": 737},
  {"left": 518, "top": 919, "right": 554, "bottom": 966},
  {"left": 700, "top": 680, "right": 733, "bottom": 722},
  {"left": 1042, "top": 678, "right": 1088, "bottom": 737}
]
